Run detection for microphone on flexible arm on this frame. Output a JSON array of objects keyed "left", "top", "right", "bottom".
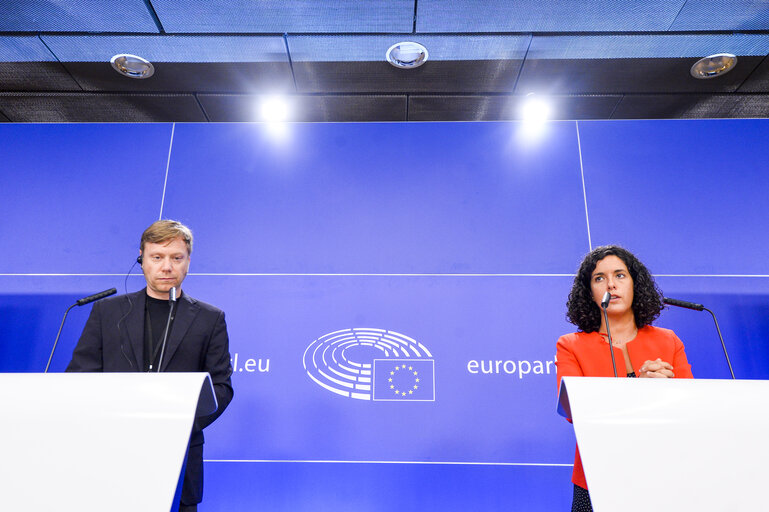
[
  {"left": 663, "top": 297, "right": 735, "bottom": 379},
  {"left": 45, "top": 288, "right": 117, "bottom": 373},
  {"left": 601, "top": 291, "right": 619, "bottom": 378},
  {"left": 153, "top": 286, "right": 177, "bottom": 373}
]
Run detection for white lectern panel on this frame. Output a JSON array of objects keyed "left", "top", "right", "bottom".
[
  {"left": 0, "top": 373, "right": 215, "bottom": 512},
  {"left": 559, "top": 377, "right": 769, "bottom": 512}
]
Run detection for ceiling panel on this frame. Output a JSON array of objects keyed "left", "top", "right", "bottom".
[
  {"left": 42, "top": 36, "right": 293, "bottom": 93},
  {"left": 0, "top": 36, "right": 82, "bottom": 91},
  {"left": 738, "top": 55, "right": 769, "bottom": 92},
  {"left": 0, "top": 110, "right": 9, "bottom": 122},
  {"left": 517, "top": 58, "right": 764, "bottom": 94},
  {"left": 416, "top": 0, "right": 685, "bottom": 32},
  {"left": 0, "top": 93, "right": 207, "bottom": 122},
  {"left": 43, "top": 35, "right": 289, "bottom": 63},
  {"left": 522, "top": 34, "right": 769, "bottom": 60},
  {"left": 611, "top": 94, "right": 769, "bottom": 118},
  {"left": 149, "top": 0, "right": 415, "bottom": 33},
  {"left": 0, "top": 63, "right": 82, "bottom": 92},
  {"left": 408, "top": 95, "right": 621, "bottom": 121},
  {"left": 669, "top": 0, "right": 769, "bottom": 30},
  {"left": 1, "top": 1, "right": 768, "bottom": 122},
  {"left": 0, "top": 36, "right": 57, "bottom": 62},
  {"left": 53, "top": 62, "right": 294, "bottom": 93},
  {"left": 198, "top": 94, "right": 407, "bottom": 122},
  {"left": 289, "top": 35, "right": 530, "bottom": 93},
  {"left": 516, "top": 35, "right": 769, "bottom": 94},
  {"left": 1, "top": 0, "right": 158, "bottom": 32},
  {"left": 289, "top": 35, "right": 530, "bottom": 62}
]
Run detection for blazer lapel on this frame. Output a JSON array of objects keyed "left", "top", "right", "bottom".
[
  {"left": 122, "top": 290, "right": 146, "bottom": 371},
  {"left": 160, "top": 293, "right": 199, "bottom": 371}
]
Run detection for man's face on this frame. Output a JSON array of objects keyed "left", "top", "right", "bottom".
[{"left": 140, "top": 237, "right": 190, "bottom": 299}]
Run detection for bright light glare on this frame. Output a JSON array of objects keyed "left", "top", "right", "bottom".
[
  {"left": 520, "top": 95, "right": 551, "bottom": 124},
  {"left": 514, "top": 95, "right": 552, "bottom": 145},
  {"left": 259, "top": 96, "right": 290, "bottom": 122},
  {"left": 263, "top": 121, "right": 290, "bottom": 142}
]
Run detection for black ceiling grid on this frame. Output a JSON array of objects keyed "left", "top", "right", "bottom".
[{"left": 1, "top": 1, "right": 768, "bottom": 121}]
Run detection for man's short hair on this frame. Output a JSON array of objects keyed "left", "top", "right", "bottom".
[{"left": 140, "top": 220, "right": 193, "bottom": 254}]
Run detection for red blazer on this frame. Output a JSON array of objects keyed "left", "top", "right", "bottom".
[{"left": 556, "top": 325, "right": 694, "bottom": 489}]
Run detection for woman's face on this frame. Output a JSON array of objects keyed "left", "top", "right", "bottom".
[{"left": 590, "top": 254, "right": 634, "bottom": 316}]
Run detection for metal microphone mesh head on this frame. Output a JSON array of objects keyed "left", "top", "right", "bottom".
[{"left": 170, "top": 287, "right": 177, "bottom": 302}]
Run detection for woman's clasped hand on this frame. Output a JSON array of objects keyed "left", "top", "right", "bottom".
[{"left": 638, "top": 358, "right": 675, "bottom": 378}]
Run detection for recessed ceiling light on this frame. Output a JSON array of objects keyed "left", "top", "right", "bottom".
[
  {"left": 386, "top": 42, "right": 428, "bottom": 69},
  {"left": 690, "top": 53, "right": 737, "bottom": 79},
  {"left": 110, "top": 54, "right": 155, "bottom": 79}
]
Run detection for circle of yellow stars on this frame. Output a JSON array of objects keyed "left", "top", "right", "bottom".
[{"left": 388, "top": 364, "right": 420, "bottom": 397}]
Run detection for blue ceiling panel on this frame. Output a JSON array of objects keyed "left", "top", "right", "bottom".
[
  {"left": 149, "top": 0, "right": 415, "bottom": 33},
  {"left": 0, "top": 0, "right": 158, "bottom": 32},
  {"left": 670, "top": 1, "right": 769, "bottom": 30},
  {"left": 0, "top": 36, "right": 56, "bottom": 62},
  {"left": 42, "top": 35, "right": 288, "bottom": 63},
  {"left": 288, "top": 34, "right": 530, "bottom": 62},
  {"left": 417, "top": 0, "right": 685, "bottom": 32},
  {"left": 525, "top": 34, "right": 769, "bottom": 60}
]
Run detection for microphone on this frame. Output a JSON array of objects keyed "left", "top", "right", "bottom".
[
  {"left": 76, "top": 288, "right": 117, "bottom": 306},
  {"left": 45, "top": 288, "right": 118, "bottom": 373},
  {"left": 663, "top": 297, "right": 704, "bottom": 311},
  {"left": 663, "top": 297, "right": 735, "bottom": 379},
  {"left": 601, "top": 291, "right": 618, "bottom": 378},
  {"left": 153, "top": 287, "right": 177, "bottom": 373}
]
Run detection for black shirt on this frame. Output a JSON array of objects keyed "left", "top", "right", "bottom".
[{"left": 143, "top": 291, "right": 179, "bottom": 371}]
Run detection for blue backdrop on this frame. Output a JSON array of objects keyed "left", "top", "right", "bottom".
[{"left": 1, "top": 120, "right": 767, "bottom": 511}]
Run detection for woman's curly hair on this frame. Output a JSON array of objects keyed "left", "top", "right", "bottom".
[{"left": 566, "top": 245, "right": 663, "bottom": 332}]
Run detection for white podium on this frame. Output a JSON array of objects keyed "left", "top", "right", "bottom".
[
  {"left": 558, "top": 377, "right": 769, "bottom": 512},
  {"left": 0, "top": 373, "right": 216, "bottom": 512}
]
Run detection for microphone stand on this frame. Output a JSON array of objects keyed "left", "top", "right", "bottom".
[
  {"left": 45, "top": 288, "right": 117, "bottom": 373},
  {"left": 663, "top": 297, "right": 735, "bottom": 380},
  {"left": 601, "top": 291, "right": 618, "bottom": 378},
  {"left": 703, "top": 307, "right": 735, "bottom": 380},
  {"left": 45, "top": 304, "right": 77, "bottom": 373},
  {"left": 153, "top": 287, "right": 177, "bottom": 373}
]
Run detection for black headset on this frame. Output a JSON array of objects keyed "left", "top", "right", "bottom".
[{"left": 136, "top": 255, "right": 143, "bottom": 264}]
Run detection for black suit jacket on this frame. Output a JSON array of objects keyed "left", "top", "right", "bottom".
[{"left": 66, "top": 289, "right": 234, "bottom": 443}]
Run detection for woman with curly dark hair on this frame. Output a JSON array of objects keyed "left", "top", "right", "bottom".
[{"left": 556, "top": 245, "right": 693, "bottom": 512}]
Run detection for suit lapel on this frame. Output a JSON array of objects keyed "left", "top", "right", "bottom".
[
  {"left": 160, "top": 293, "right": 199, "bottom": 371},
  {"left": 122, "top": 290, "right": 146, "bottom": 371}
]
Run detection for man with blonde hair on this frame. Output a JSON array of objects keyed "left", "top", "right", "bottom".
[{"left": 68, "top": 219, "right": 233, "bottom": 512}]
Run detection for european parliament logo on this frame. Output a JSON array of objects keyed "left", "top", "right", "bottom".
[{"left": 302, "top": 328, "right": 435, "bottom": 401}]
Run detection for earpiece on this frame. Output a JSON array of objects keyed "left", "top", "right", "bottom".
[{"left": 137, "top": 255, "right": 143, "bottom": 264}]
